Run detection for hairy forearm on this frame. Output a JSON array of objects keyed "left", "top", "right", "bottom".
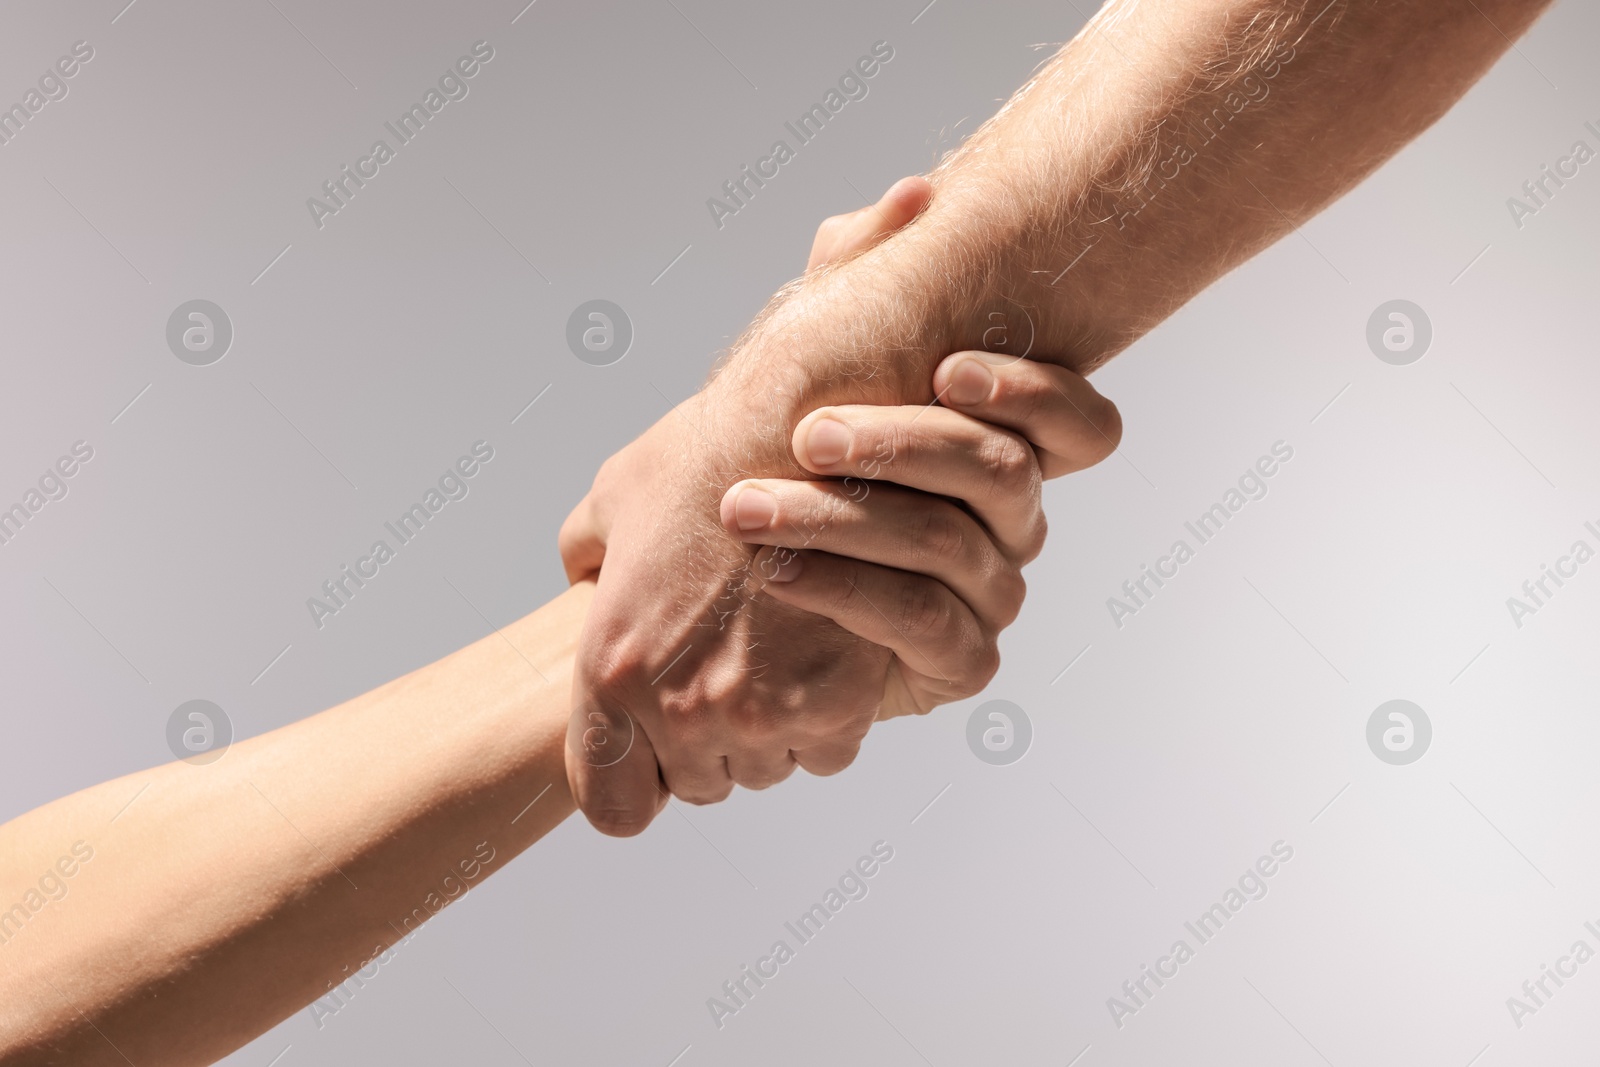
[
  {"left": 0, "top": 584, "right": 589, "bottom": 1066},
  {"left": 716, "top": 0, "right": 1551, "bottom": 422}
]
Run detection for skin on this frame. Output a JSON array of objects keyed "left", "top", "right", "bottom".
[
  {"left": 561, "top": 0, "right": 1556, "bottom": 836},
  {"left": 0, "top": 197, "right": 1116, "bottom": 1066}
]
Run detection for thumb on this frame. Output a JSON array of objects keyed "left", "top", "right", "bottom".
[{"left": 558, "top": 493, "right": 608, "bottom": 583}]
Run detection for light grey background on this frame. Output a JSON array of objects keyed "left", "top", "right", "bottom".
[{"left": 2, "top": 0, "right": 1596, "bottom": 1063}]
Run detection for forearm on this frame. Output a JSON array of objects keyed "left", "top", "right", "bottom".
[
  {"left": 714, "top": 0, "right": 1551, "bottom": 422},
  {"left": 919, "top": 0, "right": 1552, "bottom": 367},
  {"left": 0, "top": 583, "right": 590, "bottom": 1066}
]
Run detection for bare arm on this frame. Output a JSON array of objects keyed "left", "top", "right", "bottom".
[{"left": 0, "top": 583, "right": 590, "bottom": 1066}]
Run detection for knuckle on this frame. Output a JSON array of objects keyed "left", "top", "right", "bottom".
[
  {"left": 1083, "top": 396, "right": 1123, "bottom": 463},
  {"left": 962, "top": 640, "right": 1002, "bottom": 694},
  {"left": 807, "top": 754, "right": 856, "bottom": 777},
  {"left": 991, "top": 566, "right": 1028, "bottom": 628},
  {"left": 894, "top": 580, "right": 951, "bottom": 644},
  {"left": 724, "top": 699, "right": 778, "bottom": 743},
  {"left": 780, "top": 489, "right": 836, "bottom": 542},
  {"left": 798, "top": 742, "right": 862, "bottom": 777},
  {"left": 1016, "top": 509, "right": 1048, "bottom": 563},
  {"left": 675, "top": 783, "right": 733, "bottom": 806},
  {"left": 656, "top": 685, "right": 715, "bottom": 741},
  {"left": 583, "top": 640, "right": 646, "bottom": 701},
  {"left": 978, "top": 431, "right": 1040, "bottom": 495},
  {"left": 1000, "top": 371, "right": 1050, "bottom": 426},
  {"left": 858, "top": 421, "right": 912, "bottom": 478},
  {"left": 584, "top": 804, "right": 655, "bottom": 838},
  {"left": 941, "top": 631, "right": 999, "bottom": 698},
  {"left": 820, "top": 566, "right": 868, "bottom": 619},
  {"left": 733, "top": 763, "right": 794, "bottom": 791},
  {"left": 915, "top": 505, "right": 971, "bottom": 568},
  {"left": 795, "top": 693, "right": 878, "bottom": 747}
]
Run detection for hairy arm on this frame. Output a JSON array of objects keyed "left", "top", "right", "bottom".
[{"left": 725, "top": 0, "right": 1551, "bottom": 409}]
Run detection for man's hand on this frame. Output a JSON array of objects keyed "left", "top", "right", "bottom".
[
  {"left": 557, "top": 175, "right": 932, "bottom": 584},
  {"left": 558, "top": 177, "right": 1118, "bottom": 835},
  {"left": 722, "top": 352, "right": 1120, "bottom": 723}
]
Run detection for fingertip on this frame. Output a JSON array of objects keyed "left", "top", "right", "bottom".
[
  {"left": 747, "top": 544, "right": 803, "bottom": 587},
  {"left": 950, "top": 355, "right": 998, "bottom": 407},
  {"left": 933, "top": 351, "right": 1005, "bottom": 409},
  {"left": 583, "top": 805, "right": 657, "bottom": 838},
  {"left": 790, "top": 408, "right": 852, "bottom": 472},
  {"left": 557, "top": 502, "right": 606, "bottom": 584},
  {"left": 720, "top": 479, "right": 778, "bottom": 535},
  {"left": 1096, "top": 391, "right": 1125, "bottom": 454},
  {"left": 880, "top": 175, "right": 933, "bottom": 224},
  {"left": 566, "top": 697, "right": 665, "bottom": 837},
  {"left": 791, "top": 739, "right": 863, "bottom": 777}
]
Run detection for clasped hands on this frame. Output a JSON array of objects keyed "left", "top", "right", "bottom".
[{"left": 559, "top": 177, "right": 1122, "bottom": 835}]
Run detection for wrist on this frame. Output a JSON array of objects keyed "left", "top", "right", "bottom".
[
  {"left": 909, "top": 175, "right": 1144, "bottom": 373},
  {"left": 711, "top": 255, "right": 958, "bottom": 421}
]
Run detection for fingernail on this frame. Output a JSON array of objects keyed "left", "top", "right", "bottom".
[
  {"left": 734, "top": 486, "right": 777, "bottom": 531},
  {"left": 766, "top": 551, "right": 803, "bottom": 583},
  {"left": 947, "top": 357, "right": 995, "bottom": 406},
  {"left": 804, "top": 418, "right": 852, "bottom": 467}
]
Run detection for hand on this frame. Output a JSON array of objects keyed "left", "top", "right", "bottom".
[
  {"left": 557, "top": 178, "right": 936, "bottom": 834},
  {"left": 558, "top": 178, "right": 1117, "bottom": 836},
  {"left": 558, "top": 176, "right": 932, "bottom": 583},
  {"left": 721, "top": 352, "right": 1121, "bottom": 723}
]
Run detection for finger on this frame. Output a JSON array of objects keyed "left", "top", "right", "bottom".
[
  {"left": 659, "top": 748, "right": 737, "bottom": 806},
  {"left": 724, "top": 747, "right": 800, "bottom": 791},
  {"left": 791, "top": 404, "right": 1046, "bottom": 563},
  {"left": 790, "top": 737, "right": 864, "bottom": 777},
  {"left": 932, "top": 353, "right": 1123, "bottom": 479},
  {"left": 807, "top": 175, "right": 933, "bottom": 270},
  {"left": 754, "top": 547, "right": 997, "bottom": 700},
  {"left": 565, "top": 690, "right": 667, "bottom": 838},
  {"left": 558, "top": 493, "right": 607, "bottom": 583},
  {"left": 634, "top": 653, "right": 739, "bottom": 806},
  {"left": 721, "top": 478, "right": 1025, "bottom": 630}
]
